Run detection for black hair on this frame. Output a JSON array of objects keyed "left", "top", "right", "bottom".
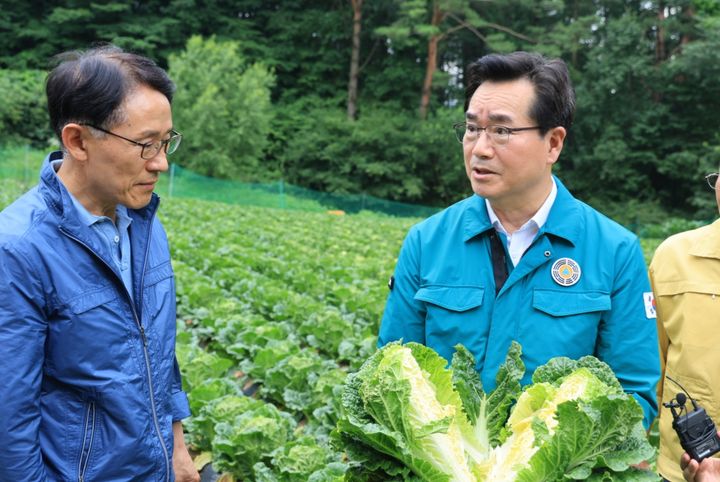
[
  {"left": 46, "top": 44, "right": 175, "bottom": 143},
  {"left": 464, "top": 51, "right": 575, "bottom": 135}
]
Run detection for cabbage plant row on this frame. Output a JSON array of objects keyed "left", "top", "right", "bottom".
[{"left": 162, "top": 198, "right": 415, "bottom": 480}]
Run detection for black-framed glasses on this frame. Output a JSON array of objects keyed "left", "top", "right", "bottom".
[
  {"left": 82, "top": 123, "right": 182, "bottom": 160},
  {"left": 706, "top": 173, "right": 719, "bottom": 190},
  {"left": 453, "top": 122, "right": 541, "bottom": 145}
]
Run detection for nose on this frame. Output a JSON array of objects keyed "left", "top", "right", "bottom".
[
  {"left": 471, "top": 129, "right": 494, "bottom": 159},
  {"left": 147, "top": 149, "right": 169, "bottom": 173}
]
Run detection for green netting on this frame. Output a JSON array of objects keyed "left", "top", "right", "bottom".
[
  {"left": 0, "top": 146, "right": 440, "bottom": 218},
  {"left": 0, "top": 145, "right": 44, "bottom": 189},
  {"left": 159, "top": 164, "right": 440, "bottom": 218}
]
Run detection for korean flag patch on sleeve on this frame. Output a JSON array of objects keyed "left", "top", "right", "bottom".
[{"left": 643, "top": 292, "right": 656, "bottom": 319}]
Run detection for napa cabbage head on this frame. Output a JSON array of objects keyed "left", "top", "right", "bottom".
[
  {"left": 362, "top": 343, "right": 477, "bottom": 480},
  {"left": 478, "top": 358, "right": 654, "bottom": 482},
  {"left": 336, "top": 342, "right": 480, "bottom": 481},
  {"left": 479, "top": 368, "right": 612, "bottom": 481}
]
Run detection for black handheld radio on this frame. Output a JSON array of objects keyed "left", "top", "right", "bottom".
[{"left": 662, "top": 376, "right": 720, "bottom": 462}]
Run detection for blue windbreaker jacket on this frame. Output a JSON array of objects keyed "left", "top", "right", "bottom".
[
  {"left": 378, "top": 177, "right": 660, "bottom": 428},
  {"left": 0, "top": 152, "right": 191, "bottom": 481}
]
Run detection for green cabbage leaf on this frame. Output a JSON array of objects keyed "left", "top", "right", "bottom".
[{"left": 333, "top": 341, "right": 657, "bottom": 481}]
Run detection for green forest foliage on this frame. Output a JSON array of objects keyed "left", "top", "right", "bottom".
[
  {"left": 169, "top": 36, "right": 275, "bottom": 181},
  {"left": 1, "top": 0, "right": 719, "bottom": 223}
]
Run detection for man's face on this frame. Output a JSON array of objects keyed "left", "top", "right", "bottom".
[
  {"left": 84, "top": 84, "right": 172, "bottom": 216},
  {"left": 463, "top": 78, "right": 563, "bottom": 207}
]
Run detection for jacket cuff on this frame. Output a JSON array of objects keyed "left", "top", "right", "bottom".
[{"left": 171, "top": 390, "right": 191, "bottom": 421}]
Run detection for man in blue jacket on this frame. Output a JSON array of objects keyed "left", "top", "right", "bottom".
[
  {"left": 378, "top": 51, "right": 660, "bottom": 428},
  {"left": 0, "top": 46, "right": 199, "bottom": 481}
]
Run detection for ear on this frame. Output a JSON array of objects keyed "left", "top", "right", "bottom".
[
  {"left": 61, "top": 123, "right": 90, "bottom": 162},
  {"left": 546, "top": 126, "right": 567, "bottom": 166}
]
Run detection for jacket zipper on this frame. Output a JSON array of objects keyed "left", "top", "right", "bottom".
[
  {"left": 60, "top": 222, "right": 171, "bottom": 482},
  {"left": 136, "top": 230, "right": 171, "bottom": 482},
  {"left": 78, "top": 401, "right": 96, "bottom": 482}
]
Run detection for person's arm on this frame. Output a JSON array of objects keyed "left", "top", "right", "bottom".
[
  {"left": 0, "top": 246, "right": 49, "bottom": 480},
  {"left": 377, "top": 228, "right": 426, "bottom": 347},
  {"left": 168, "top": 291, "right": 195, "bottom": 481},
  {"left": 648, "top": 260, "right": 669, "bottom": 410},
  {"left": 596, "top": 238, "right": 661, "bottom": 429},
  {"left": 170, "top": 355, "right": 191, "bottom": 421},
  {"left": 167, "top": 244, "right": 196, "bottom": 482},
  {"left": 172, "top": 421, "right": 199, "bottom": 482}
]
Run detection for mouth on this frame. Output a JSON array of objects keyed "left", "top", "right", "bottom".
[
  {"left": 137, "top": 180, "right": 157, "bottom": 190},
  {"left": 471, "top": 165, "right": 498, "bottom": 178}
]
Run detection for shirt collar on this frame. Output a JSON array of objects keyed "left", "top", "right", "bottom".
[
  {"left": 462, "top": 175, "right": 581, "bottom": 245},
  {"left": 485, "top": 177, "right": 557, "bottom": 235},
  {"left": 51, "top": 158, "right": 132, "bottom": 229}
]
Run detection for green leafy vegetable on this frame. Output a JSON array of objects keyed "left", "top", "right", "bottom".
[
  {"left": 335, "top": 342, "right": 656, "bottom": 481},
  {"left": 334, "top": 342, "right": 481, "bottom": 481},
  {"left": 212, "top": 402, "right": 296, "bottom": 480}
]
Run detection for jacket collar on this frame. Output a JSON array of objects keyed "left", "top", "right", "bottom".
[
  {"left": 689, "top": 218, "right": 720, "bottom": 259},
  {"left": 462, "top": 194, "right": 494, "bottom": 242},
  {"left": 539, "top": 176, "right": 582, "bottom": 246},
  {"left": 462, "top": 175, "right": 581, "bottom": 246}
]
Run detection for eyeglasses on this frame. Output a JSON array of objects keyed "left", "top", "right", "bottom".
[
  {"left": 82, "top": 123, "right": 182, "bottom": 160},
  {"left": 706, "top": 173, "right": 719, "bottom": 190},
  {"left": 453, "top": 122, "right": 541, "bottom": 145}
]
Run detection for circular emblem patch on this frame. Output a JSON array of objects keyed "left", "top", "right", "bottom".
[{"left": 551, "top": 258, "right": 581, "bottom": 286}]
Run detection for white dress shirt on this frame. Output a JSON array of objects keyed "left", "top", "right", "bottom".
[{"left": 486, "top": 178, "right": 557, "bottom": 266}]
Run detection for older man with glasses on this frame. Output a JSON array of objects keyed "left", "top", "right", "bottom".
[
  {"left": 0, "top": 45, "right": 199, "bottom": 481},
  {"left": 378, "top": 51, "right": 660, "bottom": 431},
  {"left": 651, "top": 170, "right": 720, "bottom": 481}
]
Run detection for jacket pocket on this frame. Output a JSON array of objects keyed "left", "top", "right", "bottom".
[
  {"left": 68, "top": 287, "right": 117, "bottom": 315},
  {"left": 142, "top": 261, "right": 174, "bottom": 321},
  {"left": 532, "top": 289, "right": 611, "bottom": 317},
  {"left": 414, "top": 285, "right": 486, "bottom": 342},
  {"left": 661, "top": 369, "right": 715, "bottom": 416},
  {"left": 653, "top": 280, "right": 720, "bottom": 297},
  {"left": 414, "top": 285, "right": 485, "bottom": 312},
  {"left": 77, "top": 401, "right": 96, "bottom": 482},
  {"left": 653, "top": 281, "right": 720, "bottom": 347},
  {"left": 49, "top": 287, "right": 124, "bottom": 376}
]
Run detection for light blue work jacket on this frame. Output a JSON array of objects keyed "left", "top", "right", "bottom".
[{"left": 378, "top": 177, "right": 660, "bottom": 427}]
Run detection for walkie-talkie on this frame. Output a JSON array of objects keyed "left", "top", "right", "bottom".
[{"left": 663, "top": 376, "right": 720, "bottom": 462}]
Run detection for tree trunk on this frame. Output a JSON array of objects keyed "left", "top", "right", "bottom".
[
  {"left": 680, "top": 3, "right": 695, "bottom": 47},
  {"left": 347, "top": 0, "right": 363, "bottom": 121},
  {"left": 419, "top": 2, "right": 444, "bottom": 120},
  {"left": 655, "top": 2, "right": 665, "bottom": 63},
  {"left": 571, "top": 0, "right": 579, "bottom": 67}
]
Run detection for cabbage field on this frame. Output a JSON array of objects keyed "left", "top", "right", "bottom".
[
  {"left": 0, "top": 178, "right": 663, "bottom": 481},
  {"left": 162, "top": 197, "right": 417, "bottom": 480}
]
